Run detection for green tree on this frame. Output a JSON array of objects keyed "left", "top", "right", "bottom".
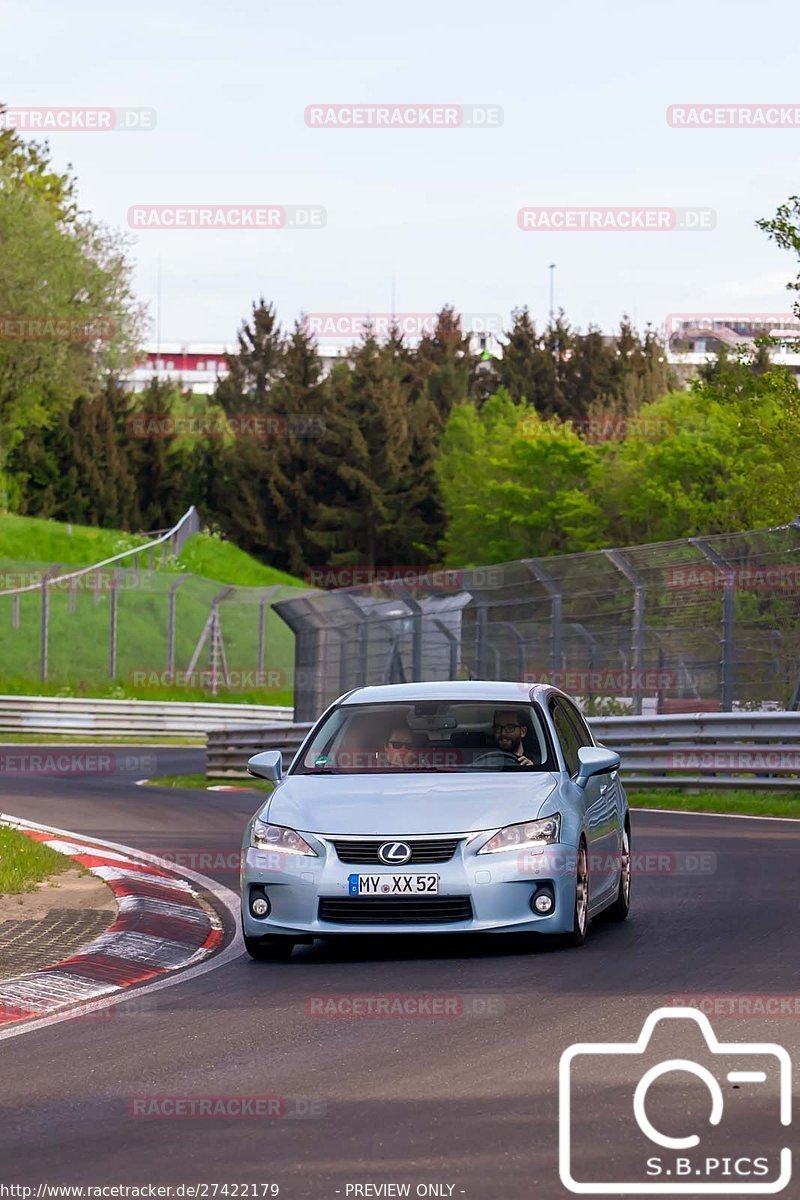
[
  {"left": 438, "top": 388, "right": 607, "bottom": 564},
  {"left": 211, "top": 300, "right": 288, "bottom": 562},
  {"left": 11, "top": 376, "right": 139, "bottom": 527},
  {"left": 0, "top": 107, "right": 145, "bottom": 509},
  {"left": 600, "top": 360, "right": 800, "bottom": 545},
  {"left": 308, "top": 335, "right": 411, "bottom": 567}
]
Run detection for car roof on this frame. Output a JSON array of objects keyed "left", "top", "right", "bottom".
[{"left": 339, "top": 680, "right": 568, "bottom": 706}]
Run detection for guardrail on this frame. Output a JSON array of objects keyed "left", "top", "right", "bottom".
[
  {"left": 207, "top": 723, "right": 312, "bottom": 773},
  {"left": 0, "top": 695, "right": 292, "bottom": 739},
  {"left": 207, "top": 712, "right": 800, "bottom": 788}
]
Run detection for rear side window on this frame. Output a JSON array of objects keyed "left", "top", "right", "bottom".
[{"left": 549, "top": 699, "right": 581, "bottom": 776}]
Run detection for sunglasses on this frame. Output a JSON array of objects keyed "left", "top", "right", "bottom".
[{"left": 493, "top": 723, "right": 521, "bottom": 734}]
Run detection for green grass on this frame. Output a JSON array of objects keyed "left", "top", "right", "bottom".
[
  {"left": 0, "top": 514, "right": 145, "bottom": 563},
  {"left": 0, "top": 675, "right": 294, "bottom": 707},
  {"left": 629, "top": 790, "right": 800, "bottom": 819},
  {"left": 145, "top": 773, "right": 272, "bottom": 792},
  {"left": 0, "top": 513, "right": 306, "bottom": 697},
  {"left": 0, "top": 825, "right": 74, "bottom": 894},
  {"left": 174, "top": 534, "right": 303, "bottom": 588},
  {"left": 0, "top": 513, "right": 305, "bottom": 587}
]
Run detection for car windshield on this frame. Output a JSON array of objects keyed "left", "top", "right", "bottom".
[{"left": 294, "top": 700, "right": 556, "bottom": 774}]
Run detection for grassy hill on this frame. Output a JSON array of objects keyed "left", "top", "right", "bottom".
[
  {"left": 0, "top": 514, "right": 304, "bottom": 589},
  {"left": 0, "top": 514, "right": 306, "bottom": 704}
]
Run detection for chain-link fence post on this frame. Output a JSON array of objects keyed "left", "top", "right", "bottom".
[
  {"left": 523, "top": 561, "right": 563, "bottom": 673},
  {"left": 167, "top": 575, "right": 189, "bottom": 676},
  {"left": 605, "top": 549, "right": 646, "bottom": 715},
  {"left": 108, "top": 570, "right": 121, "bottom": 678},
  {"left": 40, "top": 566, "right": 60, "bottom": 681},
  {"left": 691, "top": 538, "right": 736, "bottom": 711},
  {"left": 257, "top": 591, "right": 271, "bottom": 676}
]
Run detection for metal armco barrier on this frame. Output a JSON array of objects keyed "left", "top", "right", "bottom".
[
  {"left": 207, "top": 711, "right": 800, "bottom": 788},
  {"left": 0, "top": 695, "right": 292, "bottom": 738},
  {"left": 208, "top": 724, "right": 312, "bottom": 774}
]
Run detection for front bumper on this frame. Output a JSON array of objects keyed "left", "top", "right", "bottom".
[{"left": 240, "top": 836, "right": 578, "bottom": 938}]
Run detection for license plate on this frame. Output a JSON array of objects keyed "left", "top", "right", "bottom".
[{"left": 348, "top": 873, "right": 439, "bottom": 896}]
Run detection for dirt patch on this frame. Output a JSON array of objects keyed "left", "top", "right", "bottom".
[{"left": 0, "top": 867, "right": 116, "bottom": 921}]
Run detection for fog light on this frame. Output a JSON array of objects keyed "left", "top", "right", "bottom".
[
  {"left": 251, "top": 893, "right": 270, "bottom": 918},
  {"left": 534, "top": 893, "right": 554, "bottom": 914}
]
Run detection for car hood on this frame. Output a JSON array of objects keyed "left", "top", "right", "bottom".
[{"left": 263, "top": 772, "right": 559, "bottom": 836}]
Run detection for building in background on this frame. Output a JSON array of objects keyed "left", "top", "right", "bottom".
[
  {"left": 121, "top": 320, "right": 800, "bottom": 396},
  {"left": 121, "top": 343, "right": 352, "bottom": 395}
]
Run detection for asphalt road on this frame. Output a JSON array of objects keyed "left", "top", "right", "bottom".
[{"left": 1, "top": 746, "right": 797, "bottom": 1198}]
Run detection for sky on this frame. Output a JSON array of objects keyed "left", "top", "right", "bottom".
[{"left": 2, "top": 0, "right": 800, "bottom": 346}]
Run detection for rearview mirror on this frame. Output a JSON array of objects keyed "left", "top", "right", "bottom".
[
  {"left": 247, "top": 750, "right": 283, "bottom": 782},
  {"left": 575, "top": 745, "right": 620, "bottom": 789}
]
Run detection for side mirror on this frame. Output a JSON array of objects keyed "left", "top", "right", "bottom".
[
  {"left": 247, "top": 750, "right": 283, "bottom": 782},
  {"left": 575, "top": 745, "right": 620, "bottom": 789}
]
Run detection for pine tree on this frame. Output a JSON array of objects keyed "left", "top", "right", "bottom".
[
  {"left": 210, "top": 300, "right": 288, "bottom": 562},
  {"left": 216, "top": 299, "right": 286, "bottom": 414},
  {"left": 307, "top": 336, "right": 411, "bottom": 567},
  {"left": 267, "top": 318, "right": 332, "bottom": 575}
]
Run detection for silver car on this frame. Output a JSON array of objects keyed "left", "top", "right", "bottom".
[{"left": 241, "top": 681, "right": 630, "bottom": 959}]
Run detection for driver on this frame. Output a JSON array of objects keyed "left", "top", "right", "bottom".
[
  {"left": 385, "top": 725, "right": 417, "bottom": 768},
  {"left": 492, "top": 709, "right": 535, "bottom": 767}
]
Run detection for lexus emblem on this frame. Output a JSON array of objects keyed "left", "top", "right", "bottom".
[{"left": 378, "top": 840, "right": 412, "bottom": 865}]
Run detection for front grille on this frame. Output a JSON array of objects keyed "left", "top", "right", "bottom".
[
  {"left": 318, "top": 896, "right": 473, "bottom": 925},
  {"left": 329, "top": 837, "right": 461, "bottom": 864}
]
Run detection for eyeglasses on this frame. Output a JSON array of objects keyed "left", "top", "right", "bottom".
[
  {"left": 388, "top": 740, "right": 414, "bottom": 750},
  {"left": 493, "top": 723, "right": 521, "bottom": 734}
]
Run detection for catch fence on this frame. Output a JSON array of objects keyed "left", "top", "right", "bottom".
[{"left": 273, "top": 520, "right": 800, "bottom": 721}]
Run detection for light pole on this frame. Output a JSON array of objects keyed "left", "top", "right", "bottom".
[{"left": 548, "top": 263, "right": 556, "bottom": 324}]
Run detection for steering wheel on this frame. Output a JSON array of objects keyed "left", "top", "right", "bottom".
[{"left": 472, "top": 750, "right": 520, "bottom": 767}]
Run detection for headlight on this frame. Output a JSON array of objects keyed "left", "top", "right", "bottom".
[
  {"left": 250, "top": 819, "right": 318, "bottom": 857},
  {"left": 478, "top": 814, "right": 561, "bottom": 854}
]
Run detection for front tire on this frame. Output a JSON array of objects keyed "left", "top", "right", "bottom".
[
  {"left": 605, "top": 824, "right": 631, "bottom": 922},
  {"left": 244, "top": 935, "right": 295, "bottom": 961},
  {"left": 562, "top": 839, "right": 589, "bottom": 947}
]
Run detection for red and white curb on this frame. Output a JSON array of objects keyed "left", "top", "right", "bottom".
[{"left": 0, "top": 815, "right": 238, "bottom": 1031}]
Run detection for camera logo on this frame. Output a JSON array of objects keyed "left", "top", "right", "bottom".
[{"left": 559, "top": 1007, "right": 792, "bottom": 1194}]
